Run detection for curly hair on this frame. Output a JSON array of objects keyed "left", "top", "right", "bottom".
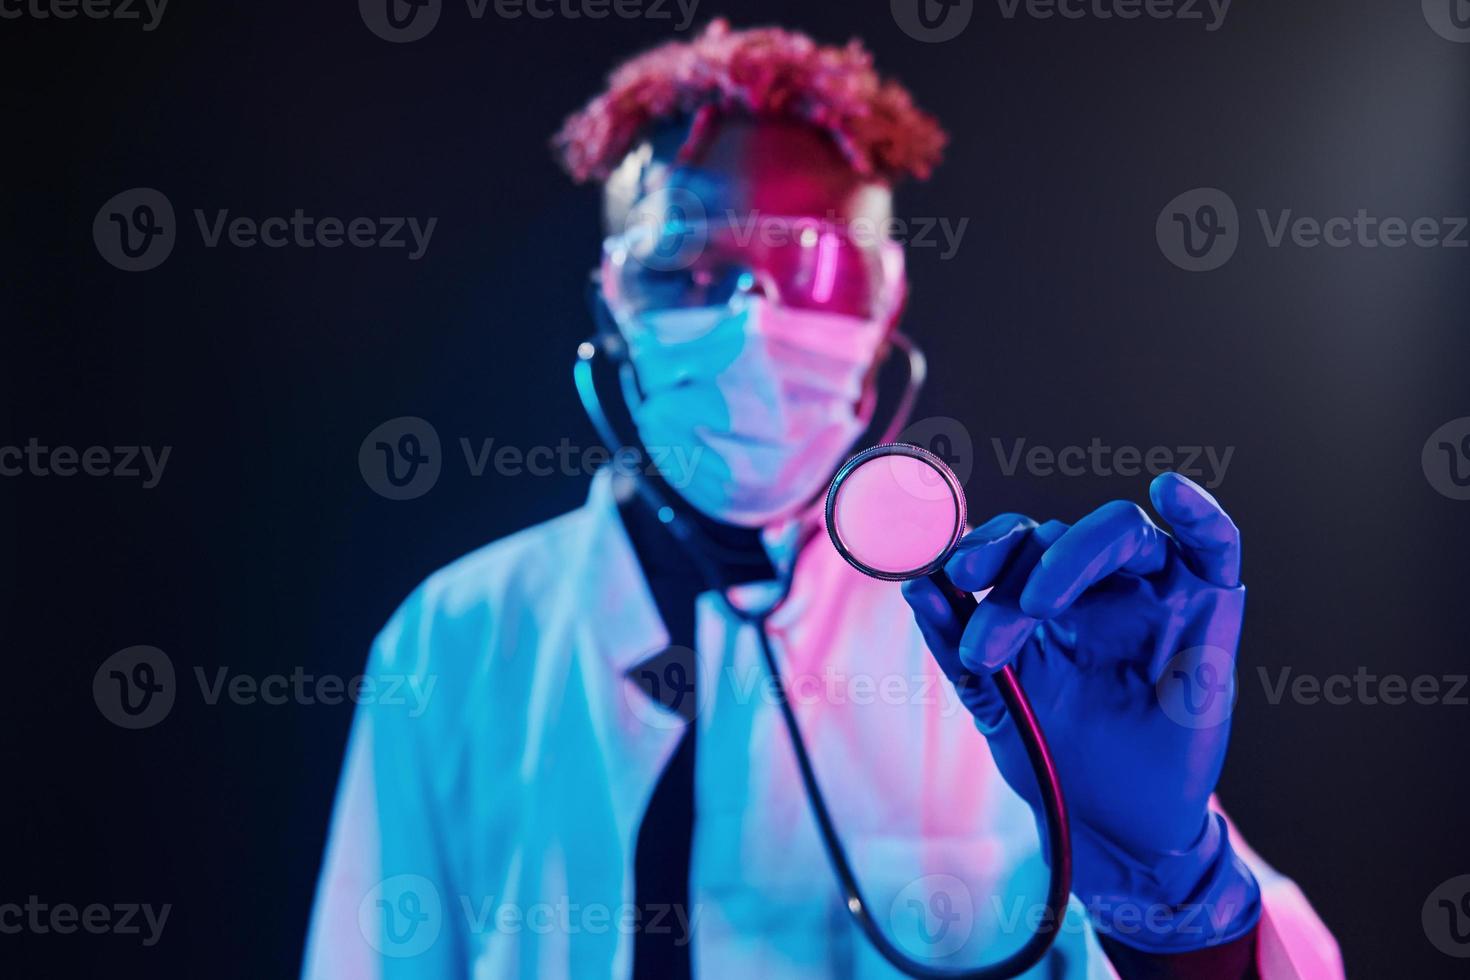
[{"left": 552, "top": 19, "right": 947, "bottom": 185}]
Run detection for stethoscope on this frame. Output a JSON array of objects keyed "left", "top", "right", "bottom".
[{"left": 574, "top": 290, "right": 1071, "bottom": 978}]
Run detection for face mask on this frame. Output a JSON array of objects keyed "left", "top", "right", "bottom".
[{"left": 616, "top": 296, "right": 889, "bottom": 527}]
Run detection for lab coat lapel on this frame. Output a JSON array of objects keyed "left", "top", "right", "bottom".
[{"left": 567, "top": 471, "right": 688, "bottom": 854}]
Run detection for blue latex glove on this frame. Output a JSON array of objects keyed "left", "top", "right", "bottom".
[{"left": 902, "top": 472, "right": 1262, "bottom": 954}]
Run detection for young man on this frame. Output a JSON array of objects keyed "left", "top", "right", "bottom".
[{"left": 304, "top": 21, "right": 1342, "bottom": 979}]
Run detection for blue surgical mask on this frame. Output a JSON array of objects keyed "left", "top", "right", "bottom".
[{"left": 616, "top": 296, "right": 888, "bottom": 527}]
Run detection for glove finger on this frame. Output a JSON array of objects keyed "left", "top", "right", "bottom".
[
  {"left": 943, "top": 513, "right": 1038, "bottom": 592},
  {"left": 903, "top": 576, "right": 1007, "bottom": 729},
  {"left": 901, "top": 575, "right": 964, "bottom": 653},
  {"left": 955, "top": 520, "right": 1067, "bottom": 674},
  {"left": 957, "top": 599, "right": 1038, "bottom": 675},
  {"left": 1017, "top": 500, "right": 1171, "bottom": 620},
  {"left": 1148, "top": 471, "right": 1242, "bottom": 588}
]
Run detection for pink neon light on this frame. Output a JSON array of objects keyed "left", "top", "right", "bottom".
[
  {"left": 811, "top": 230, "right": 838, "bottom": 305},
  {"left": 832, "top": 455, "right": 959, "bottom": 575}
]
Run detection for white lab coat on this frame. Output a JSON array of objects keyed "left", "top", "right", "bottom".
[{"left": 303, "top": 470, "right": 1344, "bottom": 979}]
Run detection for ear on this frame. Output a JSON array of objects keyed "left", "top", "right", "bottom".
[
  {"left": 863, "top": 248, "right": 910, "bottom": 391},
  {"left": 884, "top": 273, "right": 910, "bottom": 336},
  {"left": 878, "top": 237, "right": 909, "bottom": 336},
  {"left": 584, "top": 271, "right": 631, "bottom": 369},
  {"left": 596, "top": 248, "right": 623, "bottom": 312}
]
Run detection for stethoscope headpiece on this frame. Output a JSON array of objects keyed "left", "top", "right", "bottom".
[{"left": 824, "top": 443, "right": 967, "bottom": 583}]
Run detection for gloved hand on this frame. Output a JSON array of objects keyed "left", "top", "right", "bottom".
[{"left": 902, "top": 472, "right": 1262, "bottom": 954}]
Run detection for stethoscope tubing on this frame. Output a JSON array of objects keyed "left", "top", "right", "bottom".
[{"left": 740, "top": 569, "right": 1070, "bottom": 980}]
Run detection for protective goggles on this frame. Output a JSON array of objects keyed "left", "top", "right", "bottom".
[{"left": 600, "top": 212, "right": 906, "bottom": 321}]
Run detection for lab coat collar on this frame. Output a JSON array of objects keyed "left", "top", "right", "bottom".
[
  {"left": 575, "top": 470, "right": 672, "bottom": 674},
  {"left": 574, "top": 468, "right": 844, "bottom": 676}
]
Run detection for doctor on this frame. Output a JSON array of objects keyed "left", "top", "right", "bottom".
[{"left": 304, "top": 20, "right": 1343, "bottom": 980}]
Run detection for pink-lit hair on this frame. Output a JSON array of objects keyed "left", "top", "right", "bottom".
[{"left": 552, "top": 19, "right": 947, "bottom": 185}]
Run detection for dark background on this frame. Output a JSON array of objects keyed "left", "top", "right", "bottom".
[{"left": 3, "top": 1, "right": 1468, "bottom": 976}]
